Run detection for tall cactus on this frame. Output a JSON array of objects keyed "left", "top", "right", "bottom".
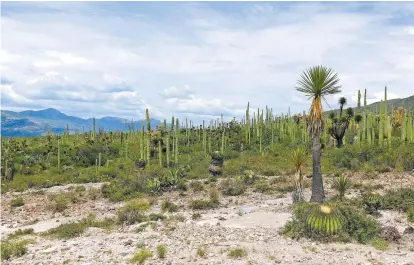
[
  {"left": 140, "top": 123, "right": 144, "bottom": 160},
  {"left": 166, "top": 131, "right": 170, "bottom": 168},
  {"left": 175, "top": 118, "right": 179, "bottom": 164},
  {"left": 98, "top": 152, "right": 101, "bottom": 169},
  {"left": 92, "top": 118, "right": 96, "bottom": 140},
  {"left": 158, "top": 141, "right": 162, "bottom": 167},
  {"left": 245, "top": 102, "right": 250, "bottom": 145},
  {"left": 57, "top": 139, "right": 61, "bottom": 173},
  {"left": 146, "top": 109, "right": 151, "bottom": 164}
]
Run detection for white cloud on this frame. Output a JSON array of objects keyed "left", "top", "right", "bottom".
[{"left": 1, "top": 2, "right": 414, "bottom": 121}]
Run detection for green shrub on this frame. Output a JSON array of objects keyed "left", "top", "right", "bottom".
[
  {"left": 362, "top": 193, "right": 382, "bottom": 215},
  {"left": 11, "top": 197, "right": 24, "bottom": 207},
  {"left": 161, "top": 200, "right": 178, "bottom": 213},
  {"left": 7, "top": 228, "right": 34, "bottom": 239},
  {"left": 101, "top": 175, "right": 148, "bottom": 202},
  {"left": 75, "top": 185, "right": 86, "bottom": 192},
  {"left": 47, "top": 192, "right": 81, "bottom": 212},
  {"left": 220, "top": 178, "right": 246, "bottom": 196},
  {"left": 208, "top": 186, "right": 220, "bottom": 204},
  {"left": 336, "top": 203, "right": 380, "bottom": 243},
  {"left": 189, "top": 200, "right": 216, "bottom": 210},
  {"left": 407, "top": 207, "right": 414, "bottom": 222},
  {"left": 396, "top": 143, "right": 414, "bottom": 171},
  {"left": 190, "top": 181, "right": 205, "bottom": 192},
  {"left": 370, "top": 238, "right": 388, "bottom": 251},
  {"left": 196, "top": 247, "right": 206, "bottom": 257},
  {"left": 382, "top": 188, "right": 414, "bottom": 212},
  {"left": 129, "top": 249, "right": 153, "bottom": 264},
  {"left": 228, "top": 248, "right": 246, "bottom": 259},
  {"left": 375, "top": 165, "right": 391, "bottom": 173},
  {"left": 87, "top": 187, "right": 101, "bottom": 200},
  {"left": 254, "top": 179, "right": 272, "bottom": 193},
  {"left": 1, "top": 239, "right": 30, "bottom": 260},
  {"left": 148, "top": 213, "right": 165, "bottom": 221},
  {"left": 46, "top": 215, "right": 115, "bottom": 239},
  {"left": 118, "top": 199, "right": 150, "bottom": 225},
  {"left": 156, "top": 244, "right": 167, "bottom": 259}
]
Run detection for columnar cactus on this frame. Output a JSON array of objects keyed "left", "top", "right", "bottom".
[{"left": 146, "top": 109, "right": 151, "bottom": 164}]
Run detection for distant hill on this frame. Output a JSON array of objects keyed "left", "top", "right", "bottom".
[
  {"left": 325, "top": 95, "right": 414, "bottom": 115},
  {"left": 1, "top": 108, "right": 162, "bottom": 137}
]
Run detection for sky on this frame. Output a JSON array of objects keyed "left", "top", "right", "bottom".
[{"left": 1, "top": 1, "right": 414, "bottom": 122}]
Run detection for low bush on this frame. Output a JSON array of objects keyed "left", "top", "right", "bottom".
[
  {"left": 129, "top": 249, "right": 153, "bottom": 264},
  {"left": 46, "top": 215, "right": 115, "bottom": 239},
  {"left": 228, "top": 248, "right": 246, "bottom": 259},
  {"left": 189, "top": 199, "right": 217, "bottom": 210},
  {"left": 161, "top": 200, "right": 178, "bottom": 213},
  {"left": 196, "top": 247, "right": 206, "bottom": 257},
  {"left": 118, "top": 199, "right": 151, "bottom": 225},
  {"left": 370, "top": 238, "right": 389, "bottom": 251},
  {"left": 189, "top": 181, "right": 205, "bottom": 192},
  {"left": 208, "top": 186, "right": 220, "bottom": 204},
  {"left": 10, "top": 197, "right": 24, "bottom": 207},
  {"left": 381, "top": 188, "right": 414, "bottom": 212},
  {"left": 156, "top": 244, "right": 167, "bottom": 259},
  {"left": 254, "top": 179, "right": 272, "bottom": 193},
  {"left": 220, "top": 178, "right": 246, "bottom": 196},
  {"left": 7, "top": 228, "right": 34, "bottom": 239},
  {"left": 407, "top": 207, "right": 414, "bottom": 222},
  {"left": 1, "top": 239, "right": 30, "bottom": 260}
]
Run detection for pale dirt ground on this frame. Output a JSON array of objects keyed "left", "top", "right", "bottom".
[{"left": 1, "top": 173, "right": 414, "bottom": 265}]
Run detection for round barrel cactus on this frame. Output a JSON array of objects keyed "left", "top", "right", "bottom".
[{"left": 306, "top": 204, "right": 344, "bottom": 235}]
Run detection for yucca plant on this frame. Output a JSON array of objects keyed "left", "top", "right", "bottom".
[
  {"left": 296, "top": 65, "right": 341, "bottom": 202},
  {"left": 147, "top": 178, "right": 161, "bottom": 195},
  {"left": 306, "top": 204, "right": 344, "bottom": 235},
  {"left": 290, "top": 147, "right": 308, "bottom": 183},
  {"left": 332, "top": 175, "right": 351, "bottom": 199},
  {"left": 163, "top": 167, "right": 185, "bottom": 188}
]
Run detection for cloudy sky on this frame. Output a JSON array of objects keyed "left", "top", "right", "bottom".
[{"left": 1, "top": 1, "right": 414, "bottom": 122}]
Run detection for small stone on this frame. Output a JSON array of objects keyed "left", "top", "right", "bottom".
[{"left": 403, "top": 226, "right": 414, "bottom": 234}]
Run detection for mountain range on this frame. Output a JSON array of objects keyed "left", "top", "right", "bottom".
[
  {"left": 1, "top": 108, "right": 162, "bottom": 137},
  {"left": 1, "top": 95, "right": 413, "bottom": 137},
  {"left": 325, "top": 95, "right": 414, "bottom": 115}
]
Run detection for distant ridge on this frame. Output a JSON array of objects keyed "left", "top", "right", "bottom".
[
  {"left": 325, "top": 95, "right": 414, "bottom": 115},
  {"left": 1, "top": 108, "right": 162, "bottom": 137}
]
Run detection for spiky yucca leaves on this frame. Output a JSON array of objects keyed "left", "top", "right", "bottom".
[
  {"left": 147, "top": 178, "right": 161, "bottom": 195},
  {"left": 306, "top": 204, "right": 344, "bottom": 235},
  {"left": 290, "top": 147, "right": 308, "bottom": 183},
  {"left": 332, "top": 175, "right": 351, "bottom": 199},
  {"left": 338, "top": 97, "right": 347, "bottom": 117},
  {"left": 296, "top": 65, "right": 341, "bottom": 136}
]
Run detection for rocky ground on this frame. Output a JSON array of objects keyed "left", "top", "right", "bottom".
[{"left": 1, "top": 173, "right": 414, "bottom": 265}]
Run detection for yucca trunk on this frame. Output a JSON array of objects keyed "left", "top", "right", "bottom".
[{"left": 310, "top": 130, "right": 324, "bottom": 202}]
